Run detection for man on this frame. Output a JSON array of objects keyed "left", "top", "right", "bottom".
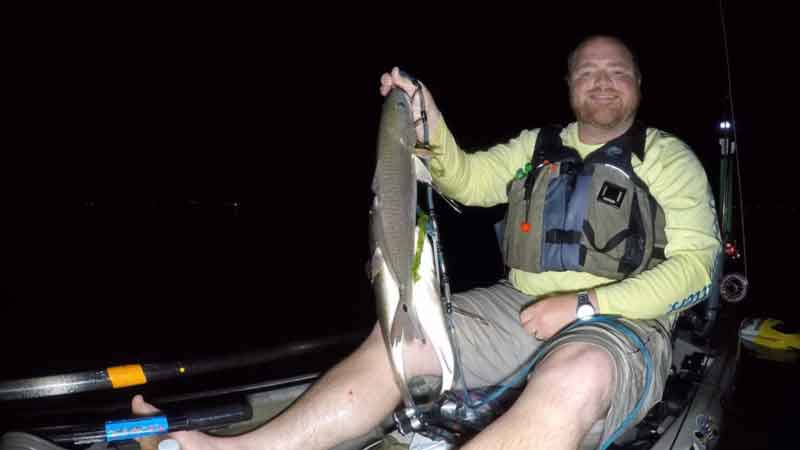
[{"left": 134, "top": 35, "right": 720, "bottom": 450}]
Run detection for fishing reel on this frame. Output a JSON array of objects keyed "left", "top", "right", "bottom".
[
  {"left": 392, "top": 392, "right": 486, "bottom": 445},
  {"left": 720, "top": 237, "right": 748, "bottom": 303},
  {"left": 720, "top": 272, "right": 748, "bottom": 303},
  {"left": 392, "top": 387, "right": 522, "bottom": 445}
]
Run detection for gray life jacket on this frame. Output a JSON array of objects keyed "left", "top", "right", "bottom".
[{"left": 502, "top": 122, "right": 668, "bottom": 280}]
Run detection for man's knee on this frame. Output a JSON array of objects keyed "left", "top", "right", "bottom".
[
  {"left": 527, "top": 343, "right": 614, "bottom": 417},
  {"left": 541, "top": 342, "right": 614, "bottom": 376}
]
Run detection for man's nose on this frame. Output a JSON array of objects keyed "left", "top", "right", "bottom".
[{"left": 593, "top": 70, "right": 612, "bottom": 88}]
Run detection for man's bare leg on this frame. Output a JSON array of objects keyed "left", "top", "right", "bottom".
[
  {"left": 134, "top": 322, "right": 447, "bottom": 450},
  {"left": 462, "top": 343, "right": 614, "bottom": 450},
  {"left": 236, "top": 324, "right": 402, "bottom": 450}
]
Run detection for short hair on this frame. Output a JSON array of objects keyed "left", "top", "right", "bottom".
[{"left": 566, "top": 35, "right": 641, "bottom": 82}]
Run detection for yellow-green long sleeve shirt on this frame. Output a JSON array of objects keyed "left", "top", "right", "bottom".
[{"left": 429, "top": 121, "right": 721, "bottom": 319}]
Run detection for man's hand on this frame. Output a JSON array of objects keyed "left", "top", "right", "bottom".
[
  {"left": 131, "top": 395, "right": 204, "bottom": 450},
  {"left": 379, "top": 67, "right": 443, "bottom": 147},
  {"left": 520, "top": 291, "right": 598, "bottom": 340}
]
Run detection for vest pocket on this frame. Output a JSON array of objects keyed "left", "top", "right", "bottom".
[
  {"left": 580, "top": 173, "right": 641, "bottom": 279},
  {"left": 503, "top": 169, "right": 548, "bottom": 272}
]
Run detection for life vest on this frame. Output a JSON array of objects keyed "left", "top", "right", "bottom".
[{"left": 502, "top": 122, "right": 667, "bottom": 280}]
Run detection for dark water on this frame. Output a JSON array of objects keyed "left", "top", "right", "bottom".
[
  {"left": 1, "top": 199, "right": 374, "bottom": 377},
  {"left": 0, "top": 196, "right": 506, "bottom": 376}
]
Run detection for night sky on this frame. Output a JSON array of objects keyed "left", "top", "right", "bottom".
[{"left": 2, "top": 3, "right": 797, "bottom": 390}]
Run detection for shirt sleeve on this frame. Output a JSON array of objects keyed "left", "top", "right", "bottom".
[
  {"left": 429, "top": 121, "right": 536, "bottom": 207},
  {"left": 595, "top": 136, "right": 722, "bottom": 319}
]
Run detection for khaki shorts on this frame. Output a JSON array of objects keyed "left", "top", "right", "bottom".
[{"left": 448, "top": 281, "right": 672, "bottom": 449}]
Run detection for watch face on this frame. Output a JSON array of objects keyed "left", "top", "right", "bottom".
[{"left": 577, "top": 304, "right": 594, "bottom": 320}]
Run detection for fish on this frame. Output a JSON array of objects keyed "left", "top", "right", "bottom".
[{"left": 369, "top": 87, "right": 455, "bottom": 408}]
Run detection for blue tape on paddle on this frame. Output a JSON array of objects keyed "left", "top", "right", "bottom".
[{"left": 105, "top": 416, "right": 169, "bottom": 441}]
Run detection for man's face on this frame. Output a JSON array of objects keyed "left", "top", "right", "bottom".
[{"left": 569, "top": 38, "right": 641, "bottom": 131}]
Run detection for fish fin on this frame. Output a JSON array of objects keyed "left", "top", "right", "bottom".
[
  {"left": 388, "top": 326, "right": 415, "bottom": 406},
  {"left": 412, "top": 232, "right": 457, "bottom": 393},
  {"left": 412, "top": 155, "right": 434, "bottom": 185},
  {"left": 389, "top": 301, "right": 425, "bottom": 405}
]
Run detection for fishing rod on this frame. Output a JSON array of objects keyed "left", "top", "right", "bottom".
[
  {"left": 717, "top": 0, "right": 749, "bottom": 305},
  {"left": 408, "top": 78, "right": 455, "bottom": 311}
]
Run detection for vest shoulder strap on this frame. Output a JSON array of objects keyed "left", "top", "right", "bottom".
[{"left": 532, "top": 125, "right": 571, "bottom": 167}]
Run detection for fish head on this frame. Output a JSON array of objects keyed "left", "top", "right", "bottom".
[{"left": 382, "top": 88, "right": 418, "bottom": 152}]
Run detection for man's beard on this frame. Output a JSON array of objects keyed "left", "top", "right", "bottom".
[{"left": 571, "top": 90, "right": 639, "bottom": 130}]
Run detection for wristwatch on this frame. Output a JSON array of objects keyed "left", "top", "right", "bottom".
[{"left": 576, "top": 291, "right": 595, "bottom": 320}]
